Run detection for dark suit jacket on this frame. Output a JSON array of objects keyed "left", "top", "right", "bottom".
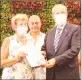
[{"left": 41, "top": 23, "right": 81, "bottom": 80}]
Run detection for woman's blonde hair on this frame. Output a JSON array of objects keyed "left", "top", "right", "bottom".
[{"left": 11, "top": 13, "right": 28, "bottom": 30}]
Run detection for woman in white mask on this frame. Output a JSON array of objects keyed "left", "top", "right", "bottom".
[{"left": 1, "top": 14, "right": 35, "bottom": 79}]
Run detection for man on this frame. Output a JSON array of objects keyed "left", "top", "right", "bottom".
[
  {"left": 41, "top": 4, "right": 81, "bottom": 80},
  {"left": 27, "top": 15, "right": 46, "bottom": 79}
]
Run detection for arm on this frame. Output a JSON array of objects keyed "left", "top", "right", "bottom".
[
  {"left": 55, "top": 26, "right": 81, "bottom": 67},
  {"left": 41, "top": 35, "right": 47, "bottom": 58},
  {"left": 45, "top": 26, "right": 81, "bottom": 68},
  {"left": 41, "top": 34, "right": 47, "bottom": 51},
  {"left": 1, "top": 37, "right": 25, "bottom": 67}
]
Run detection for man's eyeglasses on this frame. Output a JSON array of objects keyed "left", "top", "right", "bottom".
[{"left": 31, "top": 22, "right": 39, "bottom": 25}]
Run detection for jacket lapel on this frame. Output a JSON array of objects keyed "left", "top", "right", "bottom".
[
  {"left": 56, "top": 23, "right": 70, "bottom": 53},
  {"left": 50, "top": 27, "right": 56, "bottom": 53}
]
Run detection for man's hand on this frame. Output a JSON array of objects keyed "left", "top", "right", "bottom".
[
  {"left": 41, "top": 51, "right": 46, "bottom": 58},
  {"left": 45, "top": 58, "right": 56, "bottom": 68}
]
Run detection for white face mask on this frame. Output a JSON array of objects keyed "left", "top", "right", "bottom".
[
  {"left": 54, "top": 14, "right": 67, "bottom": 26},
  {"left": 17, "top": 26, "right": 28, "bottom": 36}
]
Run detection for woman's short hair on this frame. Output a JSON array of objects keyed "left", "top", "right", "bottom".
[{"left": 11, "top": 13, "right": 28, "bottom": 30}]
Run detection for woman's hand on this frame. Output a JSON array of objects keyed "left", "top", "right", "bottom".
[{"left": 17, "top": 51, "right": 27, "bottom": 62}]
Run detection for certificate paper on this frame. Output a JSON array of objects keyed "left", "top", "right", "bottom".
[
  {"left": 12, "top": 45, "right": 46, "bottom": 67},
  {"left": 26, "top": 50, "right": 46, "bottom": 67}
]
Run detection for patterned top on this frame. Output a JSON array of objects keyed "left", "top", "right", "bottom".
[{"left": 2, "top": 35, "right": 35, "bottom": 79}]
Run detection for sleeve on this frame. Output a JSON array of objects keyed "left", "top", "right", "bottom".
[
  {"left": 41, "top": 34, "right": 47, "bottom": 51},
  {"left": 55, "top": 26, "right": 81, "bottom": 67}
]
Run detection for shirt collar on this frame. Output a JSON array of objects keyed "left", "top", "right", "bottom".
[
  {"left": 27, "top": 32, "right": 42, "bottom": 37},
  {"left": 56, "top": 23, "right": 66, "bottom": 30}
]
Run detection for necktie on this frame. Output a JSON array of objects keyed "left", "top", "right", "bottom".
[{"left": 54, "top": 28, "right": 61, "bottom": 51}]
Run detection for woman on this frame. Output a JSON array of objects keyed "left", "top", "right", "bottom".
[{"left": 1, "top": 14, "right": 34, "bottom": 79}]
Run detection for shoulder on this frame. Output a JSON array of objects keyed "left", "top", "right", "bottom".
[
  {"left": 66, "top": 23, "right": 81, "bottom": 38},
  {"left": 39, "top": 32, "right": 46, "bottom": 39},
  {"left": 67, "top": 23, "right": 80, "bottom": 31},
  {"left": 48, "top": 26, "right": 56, "bottom": 33},
  {"left": 40, "top": 32, "right": 46, "bottom": 36},
  {"left": 2, "top": 35, "right": 14, "bottom": 45},
  {"left": 3, "top": 37, "right": 10, "bottom": 43},
  {"left": 45, "top": 26, "right": 56, "bottom": 36},
  {"left": 1, "top": 37, "right": 10, "bottom": 50}
]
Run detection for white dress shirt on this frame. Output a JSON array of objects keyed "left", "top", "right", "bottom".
[{"left": 27, "top": 32, "right": 46, "bottom": 79}]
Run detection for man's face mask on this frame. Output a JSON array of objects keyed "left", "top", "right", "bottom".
[
  {"left": 53, "top": 14, "right": 67, "bottom": 26},
  {"left": 17, "top": 26, "right": 28, "bottom": 36}
]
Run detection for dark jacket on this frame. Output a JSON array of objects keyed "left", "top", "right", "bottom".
[{"left": 41, "top": 23, "right": 81, "bottom": 80}]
